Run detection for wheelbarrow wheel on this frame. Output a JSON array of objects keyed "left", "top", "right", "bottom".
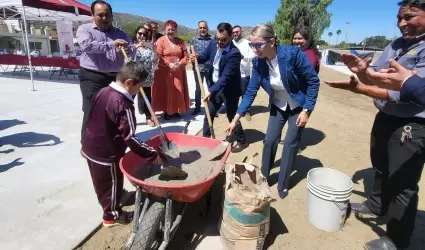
[{"left": 130, "top": 202, "right": 165, "bottom": 250}]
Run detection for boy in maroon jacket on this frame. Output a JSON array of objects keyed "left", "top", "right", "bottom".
[{"left": 81, "top": 61, "right": 161, "bottom": 228}]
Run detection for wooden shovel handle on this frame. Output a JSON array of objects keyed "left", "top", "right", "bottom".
[
  {"left": 120, "top": 46, "right": 168, "bottom": 142},
  {"left": 120, "top": 46, "right": 130, "bottom": 62},
  {"left": 190, "top": 45, "right": 215, "bottom": 139}
]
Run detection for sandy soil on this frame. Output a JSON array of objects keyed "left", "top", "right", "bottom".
[
  {"left": 141, "top": 146, "right": 220, "bottom": 185},
  {"left": 76, "top": 67, "right": 425, "bottom": 250}
]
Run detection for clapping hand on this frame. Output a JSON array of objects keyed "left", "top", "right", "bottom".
[
  {"left": 341, "top": 53, "right": 373, "bottom": 84},
  {"left": 365, "top": 59, "right": 420, "bottom": 91},
  {"left": 325, "top": 75, "right": 361, "bottom": 94}
]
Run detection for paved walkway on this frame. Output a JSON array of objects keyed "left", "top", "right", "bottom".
[{"left": 0, "top": 67, "right": 205, "bottom": 250}]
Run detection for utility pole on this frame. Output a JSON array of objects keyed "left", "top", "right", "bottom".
[{"left": 345, "top": 21, "right": 350, "bottom": 48}]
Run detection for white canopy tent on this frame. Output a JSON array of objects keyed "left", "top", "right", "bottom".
[{"left": 0, "top": 0, "right": 91, "bottom": 90}]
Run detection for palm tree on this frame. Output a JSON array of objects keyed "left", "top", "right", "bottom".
[
  {"left": 328, "top": 32, "right": 333, "bottom": 46},
  {"left": 336, "top": 29, "right": 342, "bottom": 46}
]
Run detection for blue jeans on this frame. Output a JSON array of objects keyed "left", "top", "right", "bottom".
[{"left": 262, "top": 104, "right": 304, "bottom": 191}]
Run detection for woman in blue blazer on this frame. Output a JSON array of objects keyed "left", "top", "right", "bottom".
[{"left": 226, "top": 24, "right": 320, "bottom": 199}]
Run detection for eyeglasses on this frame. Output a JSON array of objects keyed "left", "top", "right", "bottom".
[
  {"left": 138, "top": 32, "right": 147, "bottom": 36},
  {"left": 248, "top": 40, "right": 270, "bottom": 49}
]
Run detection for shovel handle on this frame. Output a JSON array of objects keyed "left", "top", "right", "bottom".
[
  {"left": 120, "top": 47, "right": 130, "bottom": 62},
  {"left": 120, "top": 47, "right": 169, "bottom": 144},
  {"left": 139, "top": 87, "right": 169, "bottom": 143},
  {"left": 190, "top": 45, "right": 215, "bottom": 139}
]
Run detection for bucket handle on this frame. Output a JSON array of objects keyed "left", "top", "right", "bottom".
[{"left": 331, "top": 195, "right": 349, "bottom": 210}]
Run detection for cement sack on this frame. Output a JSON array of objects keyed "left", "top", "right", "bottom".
[{"left": 220, "top": 163, "right": 275, "bottom": 250}]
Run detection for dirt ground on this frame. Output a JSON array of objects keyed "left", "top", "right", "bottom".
[{"left": 76, "top": 67, "right": 425, "bottom": 250}]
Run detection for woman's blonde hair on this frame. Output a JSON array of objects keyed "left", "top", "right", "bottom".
[{"left": 251, "top": 24, "right": 278, "bottom": 44}]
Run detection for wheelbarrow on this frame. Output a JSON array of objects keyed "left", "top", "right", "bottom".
[{"left": 119, "top": 132, "right": 231, "bottom": 250}]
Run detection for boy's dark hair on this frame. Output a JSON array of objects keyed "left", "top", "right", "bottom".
[
  {"left": 91, "top": 0, "right": 113, "bottom": 14},
  {"left": 117, "top": 61, "right": 149, "bottom": 84},
  {"left": 217, "top": 22, "right": 232, "bottom": 36}
]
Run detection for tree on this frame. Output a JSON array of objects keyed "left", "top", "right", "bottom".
[
  {"left": 317, "top": 39, "right": 328, "bottom": 45},
  {"left": 336, "top": 29, "right": 341, "bottom": 45},
  {"left": 328, "top": 32, "right": 333, "bottom": 45},
  {"left": 272, "top": 0, "right": 333, "bottom": 44},
  {"left": 359, "top": 36, "right": 392, "bottom": 48},
  {"left": 120, "top": 21, "right": 139, "bottom": 37}
]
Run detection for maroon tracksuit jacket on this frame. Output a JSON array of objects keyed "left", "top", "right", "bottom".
[{"left": 81, "top": 82, "right": 157, "bottom": 221}]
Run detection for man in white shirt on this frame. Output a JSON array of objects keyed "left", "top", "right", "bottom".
[{"left": 232, "top": 25, "right": 254, "bottom": 120}]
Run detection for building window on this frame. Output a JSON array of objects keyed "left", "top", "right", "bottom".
[
  {"left": 29, "top": 42, "right": 42, "bottom": 50},
  {"left": 8, "top": 41, "right": 15, "bottom": 49}
]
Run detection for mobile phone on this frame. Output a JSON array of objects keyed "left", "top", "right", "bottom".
[{"left": 142, "top": 41, "right": 154, "bottom": 49}]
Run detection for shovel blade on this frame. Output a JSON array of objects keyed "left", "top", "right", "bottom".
[
  {"left": 208, "top": 141, "right": 230, "bottom": 161},
  {"left": 159, "top": 140, "right": 180, "bottom": 159},
  {"left": 160, "top": 166, "right": 188, "bottom": 179}
]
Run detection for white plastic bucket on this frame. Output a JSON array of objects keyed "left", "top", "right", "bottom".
[{"left": 307, "top": 167, "right": 353, "bottom": 232}]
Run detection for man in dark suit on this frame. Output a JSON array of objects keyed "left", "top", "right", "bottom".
[{"left": 192, "top": 22, "right": 248, "bottom": 153}]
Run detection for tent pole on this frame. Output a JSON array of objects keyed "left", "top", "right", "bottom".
[
  {"left": 19, "top": 19, "right": 27, "bottom": 53},
  {"left": 21, "top": 5, "right": 35, "bottom": 91}
]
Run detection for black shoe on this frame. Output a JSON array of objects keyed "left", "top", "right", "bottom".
[
  {"left": 191, "top": 108, "right": 201, "bottom": 115},
  {"left": 278, "top": 189, "right": 288, "bottom": 199},
  {"left": 351, "top": 202, "right": 375, "bottom": 215},
  {"left": 231, "top": 141, "right": 249, "bottom": 153},
  {"left": 364, "top": 236, "right": 397, "bottom": 250},
  {"left": 163, "top": 113, "right": 171, "bottom": 120}
]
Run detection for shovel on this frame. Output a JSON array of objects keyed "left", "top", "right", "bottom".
[
  {"left": 138, "top": 87, "right": 180, "bottom": 160},
  {"left": 189, "top": 45, "right": 215, "bottom": 139},
  {"left": 120, "top": 46, "right": 180, "bottom": 160},
  {"left": 208, "top": 133, "right": 234, "bottom": 161},
  {"left": 120, "top": 47, "right": 186, "bottom": 178}
]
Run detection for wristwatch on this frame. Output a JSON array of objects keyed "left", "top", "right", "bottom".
[{"left": 303, "top": 108, "right": 311, "bottom": 115}]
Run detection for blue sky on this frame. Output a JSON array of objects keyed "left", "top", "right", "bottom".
[{"left": 80, "top": 0, "right": 401, "bottom": 43}]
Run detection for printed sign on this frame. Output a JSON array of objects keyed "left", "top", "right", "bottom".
[{"left": 56, "top": 20, "right": 74, "bottom": 55}]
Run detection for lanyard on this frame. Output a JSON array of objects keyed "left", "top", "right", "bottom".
[{"left": 393, "top": 39, "right": 425, "bottom": 61}]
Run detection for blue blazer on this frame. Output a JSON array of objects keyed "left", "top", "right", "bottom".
[
  {"left": 237, "top": 45, "right": 320, "bottom": 115},
  {"left": 401, "top": 75, "right": 425, "bottom": 107},
  {"left": 197, "top": 39, "right": 242, "bottom": 96}
]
